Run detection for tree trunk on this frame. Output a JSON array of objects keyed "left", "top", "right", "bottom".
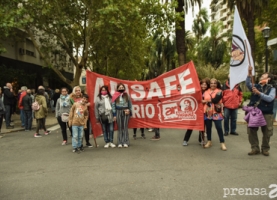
[
  {"left": 245, "top": 13, "right": 255, "bottom": 61},
  {"left": 175, "top": 0, "right": 186, "bottom": 66},
  {"left": 71, "top": 64, "right": 83, "bottom": 87}
]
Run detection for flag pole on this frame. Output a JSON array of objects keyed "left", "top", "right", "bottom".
[{"left": 244, "top": 40, "right": 255, "bottom": 86}]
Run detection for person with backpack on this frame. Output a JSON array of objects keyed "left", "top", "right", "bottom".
[
  {"left": 55, "top": 87, "right": 72, "bottom": 145},
  {"left": 34, "top": 89, "right": 49, "bottom": 137}
]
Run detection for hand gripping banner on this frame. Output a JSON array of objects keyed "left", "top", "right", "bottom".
[{"left": 87, "top": 61, "right": 204, "bottom": 138}]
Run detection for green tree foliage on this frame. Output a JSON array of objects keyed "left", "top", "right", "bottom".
[
  {"left": 192, "top": 8, "right": 209, "bottom": 43},
  {"left": 0, "top": 0, "right": 176, "bottom": 86},
  {"left": 223, "top": 0, "right": 270, "bottom": 60},
  {"left": 145, "top": 32, "right": 177, "bottom": 79},
  {"left": 175, "top": 0, "right": 202, "bottom": 66},
  {"left": 196, "top": 63, "right": 229, "bottom": 84},
  {"left": 256, "top": 0, "right": 277, "bottom": 73},
  {"left": 197, "top": 22, "right": 229, "bottom": 69}
]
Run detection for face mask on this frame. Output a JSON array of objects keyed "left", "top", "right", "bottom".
[
  {"left": 118, "top": 89, "right": 125, "bottom": 93},
  {"left": 101, "top": 91, "right": 107, "bottom": 95}
]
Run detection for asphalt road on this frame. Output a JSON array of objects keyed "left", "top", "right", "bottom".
[{"left": 0, "top": 124, "right": 276, "bottom": 200}]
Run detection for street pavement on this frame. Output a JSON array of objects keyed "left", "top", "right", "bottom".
[{"left": 0, "top": 110, "right": 277, "bottom": 200}]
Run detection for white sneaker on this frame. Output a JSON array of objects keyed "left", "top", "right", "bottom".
[
  {"left": 110, "top": 143, "right": 116, "bottom": 148},
  {"left": 123, "top": 144, "right": 128, "bottom": 148},
  {"left": 118, "top": 144, "right": 122, "bottom": 148},
  {"left": 62, "top": 141, "right": 67, "bottom": 145},
  {"left": 183, "top": 141, "right": 188, "bottom": 146},
  {"left": 148, "top": 128, "right": 153, "bottom": 132},
  {"left": 104, "top": 143, "right": 110, "bottom": 148}
]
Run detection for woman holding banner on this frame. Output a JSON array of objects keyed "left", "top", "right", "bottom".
[
  {"left": 95, "top": 85, "right": 116, "bottom": 148},
  {"left": 183, "top": 78, "right": 210, "bottom": 146},
  {"left": 112, "top": 83, "right": 133, "bottom": 148},
  {"left": 202, "top": 78, "right": 227, "bottom": 151}
]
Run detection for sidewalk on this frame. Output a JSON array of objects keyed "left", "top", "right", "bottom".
[{"left": 1, "top": 112, "right": 58, "bottom": 134}]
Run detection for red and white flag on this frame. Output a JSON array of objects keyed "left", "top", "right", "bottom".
[
  {"left": 229, "top": 6, "right": 254, "bottom": 90},
  {"left": 86, "top": 61, "right": 204, "bottom": 138}
]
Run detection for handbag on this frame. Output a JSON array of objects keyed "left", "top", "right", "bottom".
[
  {"left": 100, "top": 113, "right": 108, "bottom": 122},
  {"left": 242, "top": 94, "right": 267, "bottom": 128},
  {"left": 242, "top": 106, "right": 267, "bottom": 127},
  {"left": 61, "top": 113, "right": 69, "bottom": 122},
  {"left": 214, "top": 104, "right": 222, "bottom": 113}
]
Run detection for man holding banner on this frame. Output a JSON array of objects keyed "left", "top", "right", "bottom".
[
  {"left": 230, "top": 6, "right": 275, "bottom": 156},
  {"left": 246, "top": 67, "right": 275, "bottom": 156}
]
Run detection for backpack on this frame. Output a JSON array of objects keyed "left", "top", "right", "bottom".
[{"left": 32, "top": 101, "right": 40, "bottom": 111}]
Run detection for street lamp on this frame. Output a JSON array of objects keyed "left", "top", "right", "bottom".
[{"left": 262, "top": 26, "right": 270, "bottom": 72}]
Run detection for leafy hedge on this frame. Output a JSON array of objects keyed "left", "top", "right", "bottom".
[{"left": 243, "top": 92, "right": 252, "bottom": 100}]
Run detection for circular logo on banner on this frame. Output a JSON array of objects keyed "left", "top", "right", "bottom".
[
  {"left": 179, "top": 97, "right": 197, "bottom": 112},
  {"left": 230, "top": 35, "right": 245, "bottom": 67}
]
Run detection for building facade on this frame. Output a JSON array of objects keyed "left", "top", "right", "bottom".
[{"left": 210, "top": 0, "right": 233, "bottom": 38}]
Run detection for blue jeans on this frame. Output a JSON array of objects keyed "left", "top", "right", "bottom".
[
  {"left": 273, "top": 99, "right": 277, "bottom": 120},
  {"left": 4, "top": 105, "right": 11, "bottom": 127},
  {"left": 101, "top": 121, "right": 114, "bottom": 143},
  {"left": 205, "top": 119, "right": 224, "bottom": 143},
  {"left": 24, "top": 110, "right": 32, "bottom": 130},
  {"left": 223, "top": 108, "right": 238, "bottom": 133},
  {"left": 20, "top": 109, "right": 25, "bottom": 126},
  {"left": 72, "top": 126, "right": 84, "bottom": 148}
]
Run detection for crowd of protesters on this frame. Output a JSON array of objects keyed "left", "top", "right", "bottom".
[{"left": 0, "top": 70, "right": 276, "bottom": 155}]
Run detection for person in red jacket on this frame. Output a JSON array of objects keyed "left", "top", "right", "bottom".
[
  {"left": 222, "top": 77, "right": 243, "bottom": 136},
  {"left": 18, "top": 86, "right": 28, "bottom": 128}
]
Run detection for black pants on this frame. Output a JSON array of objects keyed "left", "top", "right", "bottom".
[
  {"left": 154, "top": 128, "right": 160, "bottom": 137},
  {"left": 84, "top": 118, "right": 91, "bottom": 144},
  {"left": 36, "top": 118, "right": 46, "bottom": 133},
  {"left": 133, "top": 128, "right": 144, "bottom": 136},
  {"left": 184, "top": 129, "right": 202, "bottom": 142},
  {"left": 0, "top": 114, "right": 4, "bottom": 132},
  {"left": 57, "top": 116, "right": 72, "bottom": 141},
  {"left": 24, "top": 110, "right": 32, "bottom": 130},
  {"left": 205, "top": 119, "right": 224, "bottom": 143}
]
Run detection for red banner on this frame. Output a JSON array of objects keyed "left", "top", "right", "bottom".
[{"left": 87, "top": 61, "right": 204, "bottom": 138}]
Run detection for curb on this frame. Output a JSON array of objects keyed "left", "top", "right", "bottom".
[{"left": 1, "top": 123, "right": 58, "bottom": 134}]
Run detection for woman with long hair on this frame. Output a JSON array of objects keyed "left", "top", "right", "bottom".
[
  {"left": 203, "top": 78, "right": 226, "bottom": 151},
  {"left": 183, "top": 78, "right": 210, "bottom": 146},
  {"left": 55, "top": 87, "right": 72, "bottom": 145},
  {"left": 112, "top": 83, "right": 132, "bottom": 148},
  {"left": 95, "top": 85, "right": 115, "bottom": 148},
  {"left": 70, "top": 86, "right": 83, "bottom": 105}
]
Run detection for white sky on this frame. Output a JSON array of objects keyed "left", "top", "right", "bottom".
[{"left": 185, "top": 0, "right": 211, "bottom": 31}]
